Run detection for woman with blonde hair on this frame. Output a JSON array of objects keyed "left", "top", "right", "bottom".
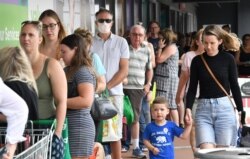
[
  {"left": 185, "top": 25, "right": 242, "bottom": 149},
  {"left": 19, "top": 20, "right": 67, "bottom": 158},
  {"left": 0, "top": 46, "right": 38, "bottom": 120}
]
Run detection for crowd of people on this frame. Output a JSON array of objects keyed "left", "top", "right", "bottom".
[{"left": 0, "top": 7, "right": 247, "bottom": 159}]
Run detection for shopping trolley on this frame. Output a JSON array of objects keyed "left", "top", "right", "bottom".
[{"left": 0, "top": 119, "right": 55, "bottom": 159}]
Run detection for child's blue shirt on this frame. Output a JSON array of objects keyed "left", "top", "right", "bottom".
[{"left": 143, "top": 121, "right": 184, "bottom": 159}]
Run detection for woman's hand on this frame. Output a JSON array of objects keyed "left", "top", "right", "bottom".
[
  {"left": 54, "top": 132, "right": 61, "bottom": 139},
  {"left": 158, "top": 39, "right": 166, "bottom": 50},
  {"left": 185, "top": 108, "right": 193, "bottom": 126}
]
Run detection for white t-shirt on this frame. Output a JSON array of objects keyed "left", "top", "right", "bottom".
[{"left": 181, "top": 51, "right": 199, "bottom": 97}]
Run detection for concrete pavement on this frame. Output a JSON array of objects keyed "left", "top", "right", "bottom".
[{"left": 121, "top": 137, "right": 194, "bottom": 159}]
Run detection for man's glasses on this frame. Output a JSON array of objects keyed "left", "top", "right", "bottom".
[
  {"left": 97, "top": 19, "right": 112, "bottom": 23},
  {"left": 42, "top": 23, "right": 58, "bottom": 30},
  {"left": 131, "top": 33, "right": 144, "bottom": 37}
]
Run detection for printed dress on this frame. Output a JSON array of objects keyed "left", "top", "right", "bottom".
[{"left": 154, "top": 44, "right": 179, "bottom": 109}]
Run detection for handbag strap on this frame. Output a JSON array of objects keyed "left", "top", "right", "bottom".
[{"left": 200, "top": 54, "right": 236, "bottom": 109}]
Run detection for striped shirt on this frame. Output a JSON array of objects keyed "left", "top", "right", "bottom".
[{"left": 123, "top": 44, "right": 152, "bottom": 89}]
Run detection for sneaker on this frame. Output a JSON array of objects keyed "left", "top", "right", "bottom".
[
  {"left": 132, "top": 147, "right": 146, "bottom": 158},
  {"left": 105, "top": 154, "right": 112, "bottom": 159},
  {"left": 141, "top": 146, "right": 148, "bottom": 152},
  {"left": 121, "top": 146, "right": 128, "bottom": 153}
]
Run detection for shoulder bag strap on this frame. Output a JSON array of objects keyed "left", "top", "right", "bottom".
[{"left": 200, "top": 54, "right": 236, "bottom": 109}]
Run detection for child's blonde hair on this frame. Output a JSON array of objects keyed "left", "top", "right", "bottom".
[{"left": 152, "top": 96, "right": 169, "bottom": 108}]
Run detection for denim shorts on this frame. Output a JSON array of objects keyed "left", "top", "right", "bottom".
[{"left": 195, "top": 96, "right": 237, "bottom": 147}]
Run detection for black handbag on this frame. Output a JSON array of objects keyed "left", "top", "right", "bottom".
[
  {"left": 91, "top": 89, "right": 118, "bottom": 120},
  {"left": 239, "top": 111, "right": 250, "bottom": 147},
  {"left": 240, "top": 125, "right": 250, "bottom": 147}
]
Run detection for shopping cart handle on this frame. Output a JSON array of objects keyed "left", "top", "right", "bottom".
[{"left": 32, "top": 119, "right": 55, "bottom": 126}]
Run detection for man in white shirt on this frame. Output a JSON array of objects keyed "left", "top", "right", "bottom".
[{"left": 91, "top": 8, "right": 129, "bottom": 159}]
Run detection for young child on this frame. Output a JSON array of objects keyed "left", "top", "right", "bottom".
[{"left": 143, "top": 96, "right": 192, "bottom": 159}]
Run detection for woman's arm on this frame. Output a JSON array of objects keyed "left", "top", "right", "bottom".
[
  {"left": 48, "top": 59, "right": 67, "bottom": 138},
  {"left": 176, "top": 70, "right": 189, "bottom": 106},
  {"left": 180, "top": 109, "right": 192, "bottom": 140},
  {"left": 95, "top": 75, "right": 106, "bottom": 94},
  {"left": 67, "top": 82, "right": 95, "bottom": 109},
  {"left": 228, "top": 57, "right": 243, "bottom": 112},
  {"left": 156, "top": 44, "right": 177, "bottom": 64},
  {"left": 185, "top": 58, "right": 199, "bottom": 110}
]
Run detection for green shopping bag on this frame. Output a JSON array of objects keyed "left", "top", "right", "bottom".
[
  {"left": 123, "top": 95, "right": 134, "bottom": 125},
  {"left": 62, "top": 118, "right": 71, "bottom": 159},
  {"left": 33, "top": 119, "right": 71, "bottom": 159},
  {"left": 96, "top": 120, "right": 103, "bottom": 143}
]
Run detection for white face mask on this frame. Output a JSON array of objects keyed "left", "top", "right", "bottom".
[{"left": 97, "top": 22, "right": 111, "bottom": 34}]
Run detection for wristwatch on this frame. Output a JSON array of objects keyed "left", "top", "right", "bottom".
[{"left": 147, "top": 83, "right": 152, "bottom": 86}]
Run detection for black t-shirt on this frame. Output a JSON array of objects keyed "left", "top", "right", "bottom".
[
  {"left": 186, "top": 51, "right": 243, "bottom": 112},
  {"left": 148, "top": 37, "right": 160, "bottom": 53},
  {"left": 5, "top": 80, "right": 38, "bottom": 120},
  {"left": 238, "top": 46, "right": 250, "bottom": 76}
]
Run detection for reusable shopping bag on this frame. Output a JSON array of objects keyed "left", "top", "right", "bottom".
[
  {"left": 62, "top": 118, "right": 71, "bottom": 159},
  {"left": 97, "top": 115, "right": 120, "bottom": 142},
  {"left": 150, "top": 82, "right": 157, "bottom": 104},
  {"left": 123, "top": 95, "right": 134, "bottom": 125}
]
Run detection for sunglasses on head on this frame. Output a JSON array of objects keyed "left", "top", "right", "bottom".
[
  {"left": 21, "top": 20, "right": 42, "bottom": 26},
  {"left": 97, "top": 19, "right": 112, "bottom": 23}
]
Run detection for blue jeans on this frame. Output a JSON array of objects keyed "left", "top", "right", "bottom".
[
  {"left": 195, "top": 96, "right": 237, "bottom": 147},
  {"left": 121, "top": 125, "right": 131, "bottom": 149},
  {"left": 139, "top": 96, "right": 151, "bottom": 147}
]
